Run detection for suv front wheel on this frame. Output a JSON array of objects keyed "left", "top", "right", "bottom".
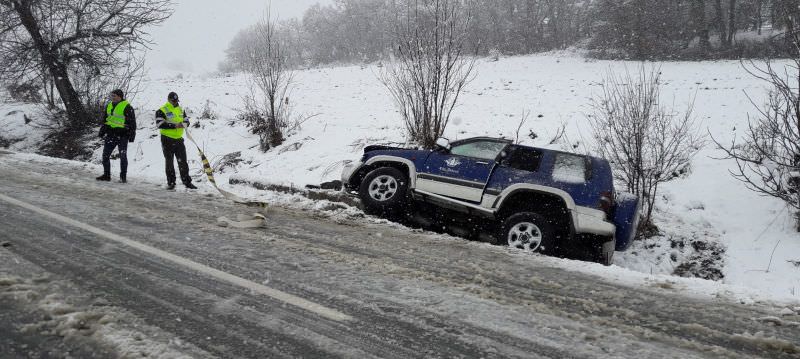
[
  {"left": 500, "top": 212, "right": 556, "bottom": 254},
  {"left": 358, "top": 167, "right": 409, "bottom": 216}
]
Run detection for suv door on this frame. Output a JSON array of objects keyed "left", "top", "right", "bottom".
[{"left": 416, "top": 138, "right": 509, "bottom": 202}]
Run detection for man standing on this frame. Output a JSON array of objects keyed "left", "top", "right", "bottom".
[
  {"left": 156, "top": 92, "right": 197, "bottom": 190},
  {"left": 97, "top": 89, "right": 135, "bottom": 183}
]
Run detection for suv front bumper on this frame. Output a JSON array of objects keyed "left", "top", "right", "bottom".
[{"left": 341, "top": 161, "right": 362, "bottom": 190}]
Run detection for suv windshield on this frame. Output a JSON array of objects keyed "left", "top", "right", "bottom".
[{"left": 450, "top": 140, "right": 507, "bottom": 161}]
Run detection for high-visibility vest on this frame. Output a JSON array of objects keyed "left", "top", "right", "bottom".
[
  {"left": 105, "top": 100, "right": 129, "bottom": 128},
  {"left": 159, "top": 102, "right": 184, "bottom": 139}
]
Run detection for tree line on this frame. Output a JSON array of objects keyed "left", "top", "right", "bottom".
[
  {"left": 592, "top": 0, "right": 800, "bottom": 59},
  {"left": 222, "top": 0, "right": 800, "bottom": 70}
]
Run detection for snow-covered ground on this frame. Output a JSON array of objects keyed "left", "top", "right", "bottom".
[
  {"left": 2, "top": 53, "right": 799, "bottom": 304},
  {"left": 0, "top": 245, "right": 211, "bottom": 358}
]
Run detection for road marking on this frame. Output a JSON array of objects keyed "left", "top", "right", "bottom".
[{"left": 0, "top": 193, "right": 353, "bottom": 323}]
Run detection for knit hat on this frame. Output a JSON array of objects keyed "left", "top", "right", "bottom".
[
  {"left": 111, "top": 89, "right": 124, "bottom": 99},
  {"left": 168, "top": 92, "right": 179, "bottom": 102}
]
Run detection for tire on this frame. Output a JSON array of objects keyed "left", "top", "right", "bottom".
[
  {"left": 576, "top": 236, "right": 615, "bottom": 266},
  {"left": 499, "top": 212, "right": 556, "bottom": 254},
  {"left": 594, "top": 238, "right": 616, "bottom": 266},
  {"left": 358, "top": 167, "right": 409, "bottom": 217}
]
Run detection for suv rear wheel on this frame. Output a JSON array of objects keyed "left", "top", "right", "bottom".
[
  {"left": 571, "top": 235, "right": 615, "bottom": 266},
  {"left": 358, "top": 167, "right": 409, "bottom": 216},
  {"left": 500, "top": 212, "right": 555, "bottom": 254},
  {"left": 590, "top": 237, "right": 615, "bottom": 266}
]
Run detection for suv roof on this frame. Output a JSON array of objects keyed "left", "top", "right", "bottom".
[{"left": 451, "top": 137, "right": 600, "bottom": 162}]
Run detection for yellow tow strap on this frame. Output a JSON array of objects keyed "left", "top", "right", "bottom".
[{"left": 183, "top": 128, "right": 268, "bottom": 228}]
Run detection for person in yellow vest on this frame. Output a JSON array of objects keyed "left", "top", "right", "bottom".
[
  {"left": 156, "top": 92, "right": 197, "bottom": 190},
  {"left": 97, "top": 89, "right": 136, "bottom": 183}
]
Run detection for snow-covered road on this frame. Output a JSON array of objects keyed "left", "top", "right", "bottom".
[{"left": 1, "top": 152, "right": 798, "bottom": 358}]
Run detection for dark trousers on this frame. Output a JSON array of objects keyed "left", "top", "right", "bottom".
[
  {"left": 161, "top": 135, "right": 191, "bottom": 185},
  {"left": 101, "top": 135, "right": 128, "bottom": 177}
]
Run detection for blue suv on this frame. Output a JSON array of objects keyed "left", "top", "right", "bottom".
[{"left": 341, "top": 137, "right": 640, "bottom": 265}]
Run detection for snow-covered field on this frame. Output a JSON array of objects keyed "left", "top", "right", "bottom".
[{"left": 2, "top": 53, "right": 799, "bottom": 304}]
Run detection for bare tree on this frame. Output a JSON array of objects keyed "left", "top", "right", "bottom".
[
  {"left": 224, "top": 17, "right": 304, "bottom": 72},
  {"left": 589, "top": 65, "right": 705, "bottom": 234},
  {"left": 727, "top": 0, "right": 738, "bottom": 46},
  {"left": 379, "top": 0, "right": 476, "bottom": 149},
  {"left": 690, "top": 0, "right": 710, "bottom": 50},
  {"left": 714, "top": 0, "right": 729, "bottom": 48},
  {"left": 0, "top": 0, "right": 171, "bottom": 159},
  {"left": 512, "top": 109, "right": 531, "bottom": 144},
  {"left": 237, "top": 13, "right": 293, "bottom": 151},
  {"left": 714, "top": 32, "right": 800, "bottom": 229}
]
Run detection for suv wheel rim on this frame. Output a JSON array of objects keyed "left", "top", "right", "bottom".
[
  {"left": 368, "top": 175, "right": 398, "bottom": 202},
  {"left": 508, "top": 221, "right": 543, "bottom": 252}
]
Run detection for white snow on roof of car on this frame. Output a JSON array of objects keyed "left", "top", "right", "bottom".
[{"left": 552, "top": 153, "right": 586, "bottom": 184}]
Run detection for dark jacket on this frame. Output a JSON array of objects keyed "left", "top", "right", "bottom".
[{"left": 99, "top": 101, "right": 137, "bottom": 142}]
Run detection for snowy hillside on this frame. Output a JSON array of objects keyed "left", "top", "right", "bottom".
[{"left": 2, "top": 53, "right": 799, "bottom": 304}]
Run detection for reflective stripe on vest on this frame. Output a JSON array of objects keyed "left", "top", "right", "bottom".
[
  {"left": 159, "top": 102, "right": 184, "bottom": 139},
  {"left": 105, "top": 100, "right": 129, "bottom": 129}
]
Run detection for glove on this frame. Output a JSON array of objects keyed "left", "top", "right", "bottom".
[
  {"left": 98, "top": 125, "right": 107, "bottom": 139},
  {"left": 125, "top": 124, "right": 135, "bottom": 142}
]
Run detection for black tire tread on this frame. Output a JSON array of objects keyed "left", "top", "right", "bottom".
[{"left": 358, "top": 167, "right": 409, "bottom": 217}]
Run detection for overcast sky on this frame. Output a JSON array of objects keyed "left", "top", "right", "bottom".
[{"left": 146, "top": 0, "right": 330, "bottom": 73}]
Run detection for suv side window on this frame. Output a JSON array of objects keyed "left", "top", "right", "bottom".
[
  {"left": 449, "top": 140, "right": 508, "bottom": 161},
  {"left": 503, "top": 147, "right": 543, "bottom": 172},
  {"left": 552, "top": 153, "right": 590, "bottom": 183}
]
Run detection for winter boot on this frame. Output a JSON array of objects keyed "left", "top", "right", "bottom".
[
  {"left": 119, "top": 174, "right": 127, "bottom": 183},
  {"left": 96, "top": 174, "right": 111, "bottom": 181},
  {"left": 184, "top": 182, "right": 198, "bottom": 190},
  {"left": 166, "top": 183, "right": 176, "bottom": 190}
]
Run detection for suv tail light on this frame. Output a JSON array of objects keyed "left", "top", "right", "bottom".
[{"left": 598, "top": 190, "right": 615, "bottom": 218}]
